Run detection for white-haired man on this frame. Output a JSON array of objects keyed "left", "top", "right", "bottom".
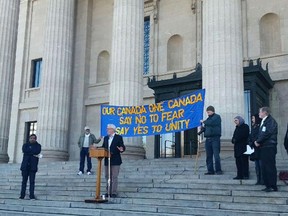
[
  {"left": 255, "top": 107, "right": 278, "bottom": 192},
  {"left": 77, "top": 126, "right": 102, "bottom": 175},
  {"left": 102, "top": 124, "right": 125, "bottom": 198}
]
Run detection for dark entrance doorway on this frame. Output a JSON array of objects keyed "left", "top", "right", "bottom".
[
  {"left": 243, "top": 59, "right": 274, "bottom": 125},
  {"left": 148, "top": 60, "right": 273, "bottom": 159},
  {"left": 148, "top": 63, "right": 202, "bottom": 158}
]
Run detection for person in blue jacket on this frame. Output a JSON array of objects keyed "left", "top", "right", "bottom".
[{"left": 19, "top": 134, "right": 41, "bottom": 200}]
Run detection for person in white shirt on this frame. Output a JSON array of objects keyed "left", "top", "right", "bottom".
[{"left": 77, "top": 126, "right": 102, "bottom": 175}]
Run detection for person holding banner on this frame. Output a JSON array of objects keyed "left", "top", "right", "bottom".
[
  {"left": 102, "top": 124, "right": 126, "bottom": 198},
  {"left": 200, "top": 106, "right": 223, "bottom": 175}
]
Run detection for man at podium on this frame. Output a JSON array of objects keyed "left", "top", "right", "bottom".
[{"left": 102, "top": 124, "right": 126, "bottom": 198}]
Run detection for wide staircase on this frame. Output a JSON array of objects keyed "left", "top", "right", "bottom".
[{"left": 0, "top": 155, "right": 287, "bottom": 216}]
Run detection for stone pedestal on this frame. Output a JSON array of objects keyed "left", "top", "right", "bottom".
[
  {"left": 0, "top": 0, "right": 20, "bottom": 163},
  {"left": 37, "top": 0, "right": 75, "bottom": 161},
  {"left": 202, "top": 0, "right": 244, "bottom": 144},
  {"left": 109, "top": 0, "right": 145, "bottom": 158}
]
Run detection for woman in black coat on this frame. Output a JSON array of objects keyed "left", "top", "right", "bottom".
[
  {"left": 249, "top": 114, "right": 263, "bottom": 185},
  {"left": 232, "top": 116, "right": 250, "bottom": 180}
]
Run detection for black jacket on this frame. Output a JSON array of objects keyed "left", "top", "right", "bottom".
[
  {"left": 20, "top": 142, "right": 41, "bottom": 172},
  {"left": 284, "top": 124, "right": 288, "bottom": 153},
  {"left": 256, "top": 115, "right": 278, "bottom": 148},
  {"left": 232, "top": 123, "right": 250, "bottom": 158},
  {"left": 102, "top": 134, "right": 126, "bottom": 166},
  {"left": 249, "top": 124, "right": 260, "bottom": 160},
  {"left": 203, "top": 113, "right": 221, "bottom": 138}
]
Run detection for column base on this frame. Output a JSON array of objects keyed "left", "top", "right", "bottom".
[
  {"left": 40, "top": 150, "right": 69, "bottom": 162},
  {"left": 122, "top": 145, "right": 146, "bottom": 159},
  {"left": 0, "top": 153, "right": 9, "bottom": 163}
]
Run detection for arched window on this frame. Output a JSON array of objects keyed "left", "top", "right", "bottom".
[
  {"left": 260, "top": 13, "right": 281, "bottom": 55},
  {"left": 167, "top": 35, "right": 183, "bottom": 71},
  {"left": 96, "top": 51, "right": 110, "bottom": 83}
]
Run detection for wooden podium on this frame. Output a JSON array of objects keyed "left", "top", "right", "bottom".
[{"left": 85, "top": 147, "right": 110, "bottom": 203}]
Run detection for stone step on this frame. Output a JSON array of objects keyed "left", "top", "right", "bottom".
[{"left": 0, "top": 158, "right": 287, "bottom": 216}]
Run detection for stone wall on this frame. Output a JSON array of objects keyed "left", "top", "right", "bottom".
[{"left": 7, "top": 0, "right": 288, "bottom": 162}]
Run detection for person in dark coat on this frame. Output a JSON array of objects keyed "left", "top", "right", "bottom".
[
  {"left": 284, "top": 123, "right": 288, "bottom": 154},
  {"left": 249, "top": 114, "right": 263, "bottom": 185},
  {"left": 200, "top": 106, "right": 223, "bottom": 175},
  {"left": 20, "top": 134, "right": 41, "bottom": 200},
  {"left": 255, "top": 107, "right": 278, "bottom": 192},
  {"left": 232, "top": 116, "right": 250, "bottom": 180},
  {"left": 102, "top": 124, "right": 126, "bottom": 198}
]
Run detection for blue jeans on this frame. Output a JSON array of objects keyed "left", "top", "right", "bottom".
[
  {"left": 205, "top": 137, "right": 222, "bottom": 173},
  {"left": 79, "top": 147, "right": 92, "bottom": 173}
]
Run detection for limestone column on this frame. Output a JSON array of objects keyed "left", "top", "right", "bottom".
[
  {"left": 110, "top": 0, "right": 145, "bottom": 158},
  {"left": 202, "top": 0, "right": 244, "bottom": 141},
  {"left": 0, "top": 0, "right": 20, "bottom": 163},
  {"left": 37, "top": 0, "right": 75, "bottom": 161}
]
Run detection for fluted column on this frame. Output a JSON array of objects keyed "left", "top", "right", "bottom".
[
  {"left": 37, "top": 0, "right": 75, "bottom": 161},
  {"left": 202, "top": 0, "right": 244, "bottom": 140},
  {"left": 0, "top": 0, "right": 20, "bottom": 163},
  {"left": 110, "top": 0, "right": 145, "bottom": 158}
]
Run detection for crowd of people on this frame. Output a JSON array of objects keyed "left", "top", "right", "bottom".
[
  {"left": 201, "top": 106, "right": 287, "bottom": 193},
  {"left": 19, "top": 106, "right": 288, "bottom": 200}
]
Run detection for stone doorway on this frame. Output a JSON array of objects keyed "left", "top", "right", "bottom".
[{"left": 148, "top": 63, "right": 202, "bottom": 158}]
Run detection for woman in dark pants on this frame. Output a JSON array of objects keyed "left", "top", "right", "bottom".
[
  {"left": 250, "top": 114, "right": 263, "bottom": 185},
  {"left": 232, "top": 116, "right": 250, "bottom": 180}
]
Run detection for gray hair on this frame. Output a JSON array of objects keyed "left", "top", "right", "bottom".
[
  {"left": 234, "top": 116, "right": 245, "bottom": 125},
  {"left": 107, "top": 124, "right": 116, "bottom": 131},
  {"left": 260, "top": 107, "right": 271, "bottom": 115}
]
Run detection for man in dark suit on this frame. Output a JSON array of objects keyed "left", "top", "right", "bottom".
[
  {"left": 20, "top": 134, "right": 41, "bottom": 200},
  {"left": 255, "top": 107, "right": 278, "bottom": 192},
  {"left": 102, "top": 124, "right": 125, "bottom": 198}
]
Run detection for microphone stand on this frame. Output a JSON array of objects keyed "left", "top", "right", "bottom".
[{"left": 108, "top": 145, "right": 111, "bottom": 199}]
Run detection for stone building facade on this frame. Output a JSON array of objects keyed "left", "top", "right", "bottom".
[{"left": 0, "top": 0, "right": 287, "bottom": 163}]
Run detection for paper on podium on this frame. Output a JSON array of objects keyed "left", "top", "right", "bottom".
[{"left": 244, "top": 145, "right": 254, "bottom": 155}]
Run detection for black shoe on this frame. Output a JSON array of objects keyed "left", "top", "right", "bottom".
[
  {"left": 216, "top": 171, "right": 223, "bottom": 175},
  {"left": 271, "top": 186, "right": 278, "bottom": 192},
  {"left": 243, "top": 176, "right": 249, "bottom": 180},
  {"left": 111, "top": 194, "right": 117, "bottom": 198},
  {"left": 233, "top": 176, "right": 243, "bottom": 180},
  {"left": 29, "top": 196, "right": 36, "bottom": 200},
  {"left": 19, "top": 196, "right": 25, "bottom": 200},
  {"left": 262, "top": 187, "right": 273, "bottom": 192},
  {"left": 204, "top": 172, "right": 215, "bottom": 175}
]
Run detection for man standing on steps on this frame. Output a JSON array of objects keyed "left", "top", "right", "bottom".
[
  {"left": 102, "top": 124, "right": 126, "bottom": 198},
  {"left": 255, "top": 107, "right": 278, "bottom": 192},
  {"left": 77, "top": 126, "right": 102, "bottom": 175},
  {"left": 200, "top": 106, "right": 223, "bottom": 175},
  {"left": 20, "top": 134, "right": 41, "bottom": 200}
]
